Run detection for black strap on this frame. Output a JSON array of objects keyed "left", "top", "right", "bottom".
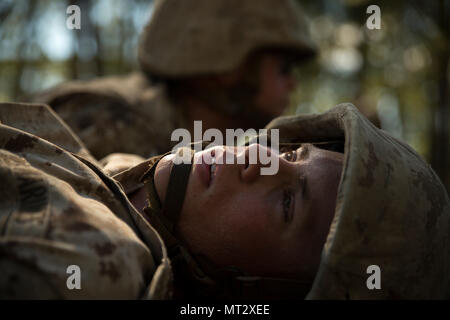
[{"left": 161, "top": 151, "right": 194, "bottom": 232}]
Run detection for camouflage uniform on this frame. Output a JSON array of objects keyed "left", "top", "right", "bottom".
[
  {"left": 31, "top": 73, "right": 184, "bottom": 161},
  {"left": 0, "top": 102, "right": 171, "bottom": 299},
  {"left": 29, "top": 0, "right": 316, "bottom": 161},
  {"left": 4, "top": 100, "right": 446, "bottom": 299}
]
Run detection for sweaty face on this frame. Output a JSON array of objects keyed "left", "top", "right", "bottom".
[{"left": 154, "top": 144, "right": 344, "bottom": 281}]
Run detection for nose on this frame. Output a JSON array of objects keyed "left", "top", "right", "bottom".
[{"left": 238, "top": 144, "right": 286, "bottom": 183}]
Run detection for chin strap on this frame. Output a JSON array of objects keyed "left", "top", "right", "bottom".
[
  {"left": 139, "top": 148, "right": 194, "bottom": 256},
  {"left": 140, "top": 146, "right": 313, "bottom": 299}
]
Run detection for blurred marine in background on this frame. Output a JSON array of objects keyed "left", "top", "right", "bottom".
[{"left": 29, "top": 0, "right": 316, "bottom": 161}]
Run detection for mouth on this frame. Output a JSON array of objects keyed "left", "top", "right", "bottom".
[
  {"left": 196, "top": 149, "right": 218, "bottom": 188},
  {"left": 210, "top": 153, "right": 217, "bottom": 183}
]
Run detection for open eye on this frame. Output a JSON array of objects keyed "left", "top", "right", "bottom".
[{"left": 282, "top": 150, "right": 297, "bottom": 162}]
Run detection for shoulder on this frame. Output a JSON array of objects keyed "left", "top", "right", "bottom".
[{"left": 0, "top": 104, "right": 173, "bottom": 298}]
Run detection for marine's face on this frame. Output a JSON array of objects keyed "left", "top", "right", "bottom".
[
  {"left": 154, "top": 144, "right": 344, "bottom": 280},
  {"left": 252, "top": 53, "right": 297, "bottom": 118}
]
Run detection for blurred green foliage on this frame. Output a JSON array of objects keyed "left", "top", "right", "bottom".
[{"left": 0, "top": 0, "right": 448, "bottom": 192}]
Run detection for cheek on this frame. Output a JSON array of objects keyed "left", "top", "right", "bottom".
[
  {"left": 261, "top": 72, "right": 283, "bottom": 98},
  {"left": 256, "top": 77, "right": 291, "bottom": 116},
  {"left": 178, "top": 189, "right": 278, "bottom": 268},
  {"left": 181, "top": 189, "right": 261, "bottom": 241},
  {"left": 306, "top": 164, "right": 341, "bottom": 239}
]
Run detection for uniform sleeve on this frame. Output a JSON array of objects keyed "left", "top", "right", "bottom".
[{"left": 0, "top": 143, "right": 157, "bottom": 299}]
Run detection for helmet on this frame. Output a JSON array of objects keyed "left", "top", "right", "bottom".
[
  {"left": 267, "top": 103, "right": 450, "bottom": 299},
  {"left": 138, "top": 0, "right": 317, "bottom": 78}
]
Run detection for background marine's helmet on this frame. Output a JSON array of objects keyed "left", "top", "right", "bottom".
[{"left": 138, "top": 0, "right": 317, "bottom": 78}]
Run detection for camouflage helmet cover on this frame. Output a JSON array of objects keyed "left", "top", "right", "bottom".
[
  {"left": 267, "top": 103, "right": 450, "bottom": 299},
  {"left": 138, "top": 0, "right": 317, "bottom": 78}
]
